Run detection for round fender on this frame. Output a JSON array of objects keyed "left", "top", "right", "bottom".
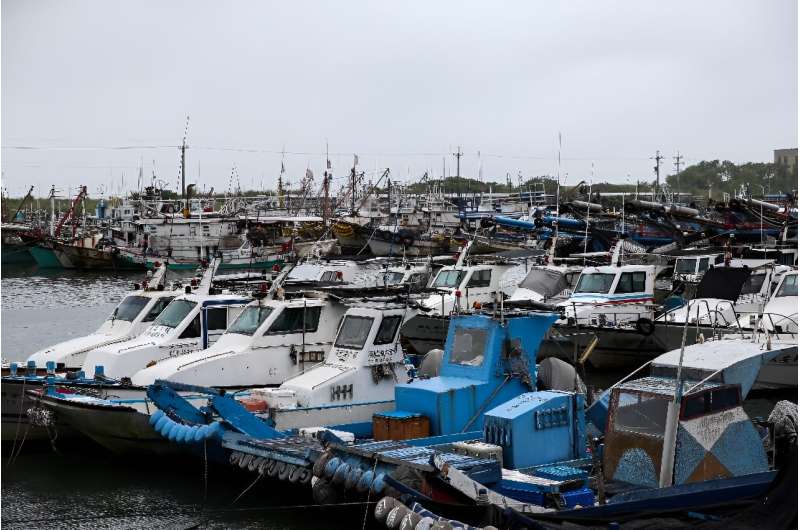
[
  {"left": 176, "top": 425, "right": 190, "bottom": 444},
  {"left": 257, "top": 458, "right": 270, "bottom": 475},
  {"left": 296, "top": 467, "right": 312, "bottom": 484},
  {"left": 311, "top": 478, "right": 340, "bottom": 505},
  {"left": 331, "top": 462, "right": 350, "bottom": 485},
  {"left": 357, "top": 469, "right": 375, "bottom": 493},
  {"left": 373, "top": 496, "right": 399, "bottom": 523},
  {"left": 324, "top": 457, "right": 342, "bottom": 479},
  {"left": 386, "top": 505, "right": 410, "bottom": 529},
  {"left": 267, "top": 459, "right": 280, "bottom": 478},
  {"left": 370, "top": 472, "right": 387, "bottom": 495},
  {"left": 430, "top": 521, "right": 453, "bottom": 530},
  {"left": 166, "top": 422, "right": 181, "bottom": 442},
  {"left": 635, "top": 317, "right": 655, "bottom": 336},
  {"left": 277, "top": 462, "right": 292, "bottom": 481},
  {"left": 193, "top": 425, "right": 208, "bottom": 443},
  {"left": 154, "top": 414, "right": 170, "bottom": 433},
  {"left": 399, "top": 511, "right": 422, "bottom": 530},
  {"left": 248, "top": 456, "right": 263, "bottom": 472},
  {"left": 239, "top": 454, "right": 253, "bottom": 470},
  {"left": 414, "top": 516, "right": 435, "bottom": 530},
  {"left": 344, "top": 466, "right": 362, "bottom": 490},
  {"left": 312, "top": 451, "right": 333, "bottom": 477},
  {"left": 149, "top": 409, "right": 164, "bottom": 426},
  {"left": 288, "top": 465, "right": 305, "bottom": 483},
  {"left": 229, "top": 452, "right": 242, "bottom": 466}
]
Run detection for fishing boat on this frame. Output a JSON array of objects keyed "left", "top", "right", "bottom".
[
  {"left": 400, "top": 250, "right": 520, "bottom": 355},
  {"left": 361, "top": 330, "right": 796, "bottom": 529},
  {"left": 28, "top": 293, "right": 347, "bottom": 454},
  {"left": 1, "top": 265, "right": 178, "bottom": 441}
]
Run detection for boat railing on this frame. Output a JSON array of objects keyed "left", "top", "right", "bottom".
[{"left": 755, "top": 312, "right": 799, "bottom": 341}]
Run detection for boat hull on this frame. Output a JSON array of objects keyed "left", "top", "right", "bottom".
[{"left": 28, "top": 244, "right": 62, "bottom": 268}]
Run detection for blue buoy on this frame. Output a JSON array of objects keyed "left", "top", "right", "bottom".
[
  {"left": 370, "top": 473, "right": 386, "bottom": 495},
  {"left": 332, "top": 462, "right": 350, "bottom": 485},
  {"left": 150, "top": 410, "right": 164, "bottom": 426},
  {"left": 357, "top": 470, "right": 374, "bottom": 493},
  {"left": 324, "top": 457, "right": 342, "bottom": 479}
]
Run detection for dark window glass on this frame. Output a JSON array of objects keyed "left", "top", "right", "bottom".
[
  {"left": 206, "top": 308, "right": 228, "bottom": 330},
  {"left": 615, "top": 272, "right": 646, "bottom": 294},
  {"left": 466, "top": 270, "right": 491, "bottom": 288},
  {"left": 228, "top": 306, "right": 273, "bottom": 335},
  {"left": 575, "top": 273, "right": 615, "bottom": 294},
  {"left": 613, "top": 391, "right": 669, "bottom": 437},
  {"left": 110, "top": 295, "right": 149, "bottom": 322},
  {"left": 776, "top": 274, "right": 797, "bottom": 297},
  {"left": 675, "top": 259, "right": 696, "bottom": 274},
  {"left": 450, "top": 328, "right": 488, "bottom": 366},
  {"left": 681, "top": 393, "right": 707, "bottom": 419},
  {"left": 698, "top": 258, "right": 710, "bottom": 272},
  {"left": 321, "top": 271, "right": 337, "bottom": 282},
  {"left": 266, "top": 306, "right": 321, "bottom": 334},
  {"left": 179, "top": 314, "right": 201, "bottom": 339},
  {"left": 433, "top": 270, "right": 465, "bottom": 288},
  {"left": 334, "top": 316, "right": 374, "bottom": 349},
  {"left": 142, "top": 296, "right": 175, "bottom": 322},
  {"left": 154, "top": 300, "right": 197, "bottom": 328},
  {"left": 740, "top": 274, "right": 766, "bottom": 295},
  {"left": 709, "top": 387, "right": 740, "bottom": 412},
  {"left": 374, "top": 315, "right": 402, "bottom": 345}
]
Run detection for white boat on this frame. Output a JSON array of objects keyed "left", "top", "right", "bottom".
[
  {"left": 400, "top": 254, "right": 519, "bottom": 355},
  {"left": 33, "top": 303, "right": 416, "bottom": 454}
]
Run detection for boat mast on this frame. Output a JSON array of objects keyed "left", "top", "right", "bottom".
[{"left": 180, "top": 115, "right": 190, "bottom": 216}]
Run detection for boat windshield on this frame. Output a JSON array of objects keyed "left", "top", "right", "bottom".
[
  {"left": 153, "top": 300, "right": 197, "bottom": 328},
  {"left": 227, "top": 306, "right": 273, "bottom": 335},
  {"left": 674, "top": 259, "right": 696, "bottom": 274},
  {"left": 382, "top": 272, "right": 405, "bottom": 285},
  {"left": 776, "top": 275, "right": 797, "bottom": 297},
  {"left": 109, "top": 296, "right": 149, "bottom": 322},
  {"left": 739, "top": 273, "right": 766, "bottom": 295},
  {"left": 334, "top": 315, "right": 374, "bottom": 349},
  {"left": 450, "top": 328, "right": 488, "bottom": 367},
  {"left": 432, "top": 269, "right": 465, "bottom": 288},
  {"left": 613, "top": 390, "right": 669, "bottom": 437},
  {"left": 574, "top": 273, "right": 616, "bottom": 294}
]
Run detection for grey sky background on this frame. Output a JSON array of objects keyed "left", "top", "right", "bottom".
[{"left": 2, "top": 0, "right": 797, "bottom": 198}]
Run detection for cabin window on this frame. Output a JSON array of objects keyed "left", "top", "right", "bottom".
[
  {"left": 179, "top": 314, "right": 201, "bottom": 339},
  {"left": 675, "top": 259, "right": 696, "bottom": 274},
  {"left": 374, "top": 315, "right": 403, "bottom": 345},
  {"left": 265, "top": 306, "right": 322, "bottom": 334},
  {"left": 321, "top": 271, "right": 340, "bottom": 282},
  {"left": 433, "top": 270, "right": 465, "bottom": 288},
  {"left": 740, "top": 273, "right": 766, "bottom": 295},
  {"left": 109, "top": 295, "right": 150, "bottom": 322},
  {"left": 466, "top": 270, "right": 492, "bottom": 288},
  {"left": 334, "top": 315, "right": 374, "bottom": 349},
  {"left": 681, "top": 386, "right": 741, "bottom": 420},
  {"left": 382, "top": 272, "right": 405, "bottom": 285},
  {"left": 614, "top": 272, "right": 646, "bottom": 294},
  {"left": 227, "top": 306, "right": 273, "bottom": 335},
  {"left": 154, "top": 300, "right": 197, "bottom": 328},
  {"left": 142, "top": 296, "right": 176, "bottom": 322},
  {"left": 613, "top": 391, "right": 669, "bottom": 437},
  {"left": 698, "top": 258, "right": 710, "bottom": 273},
  {"left": 776, "top": 274, "right": 797, "bottom": 297},
  {"left": 205, "top": 308, "right": 228, "bottom": 330},
  {"left": 574, "top": 273, "right": 615, "bottom": 294},
  {"left": 450, "top": 328, "right": 488, "bottom": 367}
]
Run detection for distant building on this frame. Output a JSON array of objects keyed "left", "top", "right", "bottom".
[{"left": 774, "top": 148, "right": 797, "bottom": 172}]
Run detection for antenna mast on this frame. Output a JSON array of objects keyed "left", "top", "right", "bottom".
[
  {"left": 651, "top": 149, "right": 663, "bottom": 201},
  {"left": 673, "top": 150, "right": 683, "bottom": 203}
]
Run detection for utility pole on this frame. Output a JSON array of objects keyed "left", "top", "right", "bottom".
[
  {"left": 651, "top": 150, "right": 663, "bottom": 200},
  {"left": 180, "top": 115, "right": 190, "bottom": 213},
  {"left": 323, "top": 143, "right": 331, "bottom": 225},
  {"left": 453, "top": 146, "right": 463, "bottom": 201},
  {"left": 673, "top": 151, "right": 683, "bottom": 203}
]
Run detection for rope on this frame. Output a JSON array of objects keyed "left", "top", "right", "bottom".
[
  {"left": 231, "top": 471, "right": 264, "bottom": 504},
  {"left": 7, "top": 376, "right": 27, "bottom": 467},
  {"left": 360, "top": 456, "right": 380, "bottom": 530}
]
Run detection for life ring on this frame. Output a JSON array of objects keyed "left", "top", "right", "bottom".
[{"left": 635, "top": 317, "right": 655, "bottom": 336}]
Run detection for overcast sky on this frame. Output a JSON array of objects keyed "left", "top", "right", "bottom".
[{"left": 2, "top": 0, "right": 797, "bottom": 198}]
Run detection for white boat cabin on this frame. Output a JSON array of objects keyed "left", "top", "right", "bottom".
[
  {"left": 130, "top": 295, "right": 347, "bottom": 388},
  {"left": 250, "top": 305, "right": 413, "bottom": 430},
  {"left": 26, "top": 267, "right": 179, "bottom": 370},
  {"left": 81, "top": 291, "right": 250, "bottom": 379},
  {"left": 558, "top": 265, "right": 656, "bottom": 325},
  {"left": 420, "top": 262, "right": 516, "bottom": 316}
]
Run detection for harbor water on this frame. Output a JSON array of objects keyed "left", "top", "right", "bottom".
[
  {"left": 1, "top": 264, "right": 356, "bottom": 530},
  {"left": 1, "top": 264, "right": 792, "bottom": 529}
]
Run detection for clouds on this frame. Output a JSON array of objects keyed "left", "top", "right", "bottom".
[{"left": 2, "top": 0, "right": 797, "bottom": 196}]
